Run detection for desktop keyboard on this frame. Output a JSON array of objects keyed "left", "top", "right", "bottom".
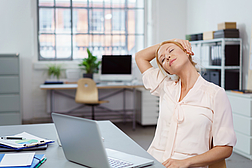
[
  {"left": 106, "top": 82, "right": 125, "bottom": 86},
  {"left": 108, "top": 157, "right": 133, "bottom": 168}
]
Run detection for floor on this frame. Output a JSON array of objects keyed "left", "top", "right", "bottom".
[{"left": 114, "top": 122, "right": 252, "bottom": 168}]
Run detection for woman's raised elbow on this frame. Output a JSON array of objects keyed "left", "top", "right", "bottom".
[
  {"left": 135, "top": 52, "right": 140, "bottom": 61},
  {"left": 219, "top": 146, "right": 233, "bottom": 159},
  {"left": 225, "top": 146, "right": 233, "bottom": 158}
]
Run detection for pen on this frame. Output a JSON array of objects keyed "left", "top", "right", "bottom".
[
  {"left": 35, "top": 158, "right": 47, "bottom": 168},
  {"left": 0, "top": 136, "right": 25, "bottom": 140},
  {"left": 23, "top": 141, "right": 45, "bottom": 147}
]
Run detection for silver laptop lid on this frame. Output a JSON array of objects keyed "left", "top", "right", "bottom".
[{"left": 52, "top": 113, "right": 111, "bottom": 168}]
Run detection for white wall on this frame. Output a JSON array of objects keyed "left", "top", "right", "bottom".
[
  {"left": 186, "top": 0, "right": 252, "bottom": 89},
  {"left": 0, "top": 0, "right": 37, "bottom": 120},
  {"left": 150, "top": 0, "right": 187, "bottom": 45}
]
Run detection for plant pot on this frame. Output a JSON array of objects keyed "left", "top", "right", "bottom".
[
  {"left": 83, "top": 73, "right": 93, "bottom": 79},
  {"left": 50, "top": 75, "right": 59, "bottom": 80}
]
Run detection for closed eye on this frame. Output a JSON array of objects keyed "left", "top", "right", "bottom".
[
  {"left": 159, "top": 55, "right": 165, "bottom": 63},
  {"left": 169, "top": 48, "right": 174, "bottom": 53}
]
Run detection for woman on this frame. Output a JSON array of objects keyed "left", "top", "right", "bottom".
[{"left": 135, "top": 39, "right": 236, "bottom": 168}]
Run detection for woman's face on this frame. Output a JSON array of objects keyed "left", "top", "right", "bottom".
[{"left": 157, "top": 43, "right": 189, "bottom": 75}]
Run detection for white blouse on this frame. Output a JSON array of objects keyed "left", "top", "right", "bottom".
[{"left": 143, "top": 67, "right": 236, "bottom": 166}]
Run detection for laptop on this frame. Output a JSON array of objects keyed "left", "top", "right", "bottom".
[{"left": 51, "top": 113, "right": 154, "bottom": 168}]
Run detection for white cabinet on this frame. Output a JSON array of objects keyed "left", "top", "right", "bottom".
[
  {"left": 136, "top": 88, "right": 159, "bottom": 125},
  {"left": 0, "top": 54, "right": 21, "bottom": 125},
  {"left": 226, "top": 91, "right": 252, "bottom": 159},
  {"left": 191, "top": 38, "right": 242, "bottom": 90}
]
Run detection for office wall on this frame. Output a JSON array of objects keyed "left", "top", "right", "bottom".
[
  {"left": 0, "top": 0, "right": 37, "bottom": 120},
  {"left": 0, "top": 0, "right": 186, "bottom": 121},
  {"left": 150, "top": 0, "right": 187, "bottom": 45},
  {"left": 186, "top": 0, "right": 252, "bottom": 89}
]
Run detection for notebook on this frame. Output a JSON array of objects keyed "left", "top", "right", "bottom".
[
  {"left": 51, "top": 113, "right": 154, "bottom": 168},
  {"left": 0, "top": 153, "right": 46, "bottom": 168}
]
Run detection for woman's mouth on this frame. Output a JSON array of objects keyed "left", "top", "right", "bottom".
[{"left": 169, "top": 58, "right": 176, "bottom": 66}]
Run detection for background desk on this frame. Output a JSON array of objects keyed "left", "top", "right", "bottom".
[
  {"left": 40, "top": 83, "right": 144, "bottom": 129},
  {"left": 0, "top": 122, "right": 164, "bottom": 167}
]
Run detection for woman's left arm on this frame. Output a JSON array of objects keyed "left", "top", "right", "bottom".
[{"left": 162, "top": 146, "right": 232, "bottom": 168}]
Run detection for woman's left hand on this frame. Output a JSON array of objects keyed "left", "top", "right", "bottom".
[
  {"left": 162, "top": 158, "right": 190, "bottom": 168},
  {"left": 172, "top": 39, "right": 194, "bottom": 56}
]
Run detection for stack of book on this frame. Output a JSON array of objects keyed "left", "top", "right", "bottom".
[
  {"left": 214, "top": 29, "right": 239, "bottom": 38},
  {"left": 231, "top": 90, "right": 252, "bottom": 94}
]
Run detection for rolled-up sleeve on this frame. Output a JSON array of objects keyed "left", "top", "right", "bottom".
[
  {"left": 142, "top": 67, "right": 167, "bottom": 96},
  {"left": 212, "top": 88, "right": 237, "bottom": 147}
]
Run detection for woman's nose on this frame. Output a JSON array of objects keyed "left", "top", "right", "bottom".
[{"left": 165, "top": 54, "right": 171, "bottom": 60}]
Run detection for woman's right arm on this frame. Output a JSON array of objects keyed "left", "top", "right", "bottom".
[{"left": 135, "top": 43, "right": 160, "bottom": 74}]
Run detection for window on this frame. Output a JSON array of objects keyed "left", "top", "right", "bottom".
[
  {"left": 38, "top": 0, "right": 145, "bottom": 60},
  {"left": 40, "top": 9, "right": 53, "bottom": 30},
  {"left": 90, "top": 10, "right": 103, "bottom": 31},
  {"left": 112, "top": 10, "right": 125, "bottom": 31}
]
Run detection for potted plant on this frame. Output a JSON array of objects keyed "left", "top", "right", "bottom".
[
  {"left": 47, "top": 64, "right": 62, "bottom": 80},
  {"left": 79, "top": 48, "right": 101, "bottom": 79}
]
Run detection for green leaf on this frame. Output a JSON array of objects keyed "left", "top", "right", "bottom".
[
  {"left": 78, "top": 48, "right": 101, "bottom": 74},
  {"left": 47, "top": 64, "right": 62, "bottom": 79}
]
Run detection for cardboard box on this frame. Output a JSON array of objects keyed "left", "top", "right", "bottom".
[
  {"left": 203, "top": 31, "right": 215, "bottom": 40},
  {"left": 218, "top": 22, "right": 236, "bottom": 30}
]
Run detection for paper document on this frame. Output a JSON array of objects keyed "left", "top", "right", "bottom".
[
  {"left": 0, "top": 152, "right": 35, "bottom": 167},
  {"left": 0, "top": 132, "right": 54, "bottom": 150}
]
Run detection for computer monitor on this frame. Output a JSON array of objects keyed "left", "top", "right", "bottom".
[{"left": 100, "top": 55, "right": 132, "bottom": 81}]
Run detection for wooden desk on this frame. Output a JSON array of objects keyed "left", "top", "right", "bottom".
[
  {"left": 0, "top": 122, "right": 164, "bottom": 167},
  {"left": 40, "top": 83, "right": 144, "bottom": 130}
]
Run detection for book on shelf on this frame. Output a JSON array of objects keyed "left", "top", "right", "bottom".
[
  {"left": 0, "top": 132, "right": 54, "bottom": 150},
  {"left": 231, "top": 90, "right": 252, "bottom": 94}
]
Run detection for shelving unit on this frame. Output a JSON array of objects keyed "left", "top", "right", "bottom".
[
  {"left": 191, "top": 38, "right": 242, "bottom": 90},
  {"left": 0, "top": 54, "right": 21, "bottom": 125}
]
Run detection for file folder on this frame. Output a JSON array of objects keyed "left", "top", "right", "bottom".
[{"left": 0, "top": 132, "right": 54, "bottom": 150}]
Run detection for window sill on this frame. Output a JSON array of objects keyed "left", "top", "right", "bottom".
[{"left": 33, "top": 61, "right": 81, "bottom": 70}]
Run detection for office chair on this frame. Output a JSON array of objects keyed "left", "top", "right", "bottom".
[{"left": 75, "top": 78, "right": 109, "bottom": 120}]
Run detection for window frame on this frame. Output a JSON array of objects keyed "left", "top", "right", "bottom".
[{"left": 37, "top": 0, "right": 145, "bottom": 61}]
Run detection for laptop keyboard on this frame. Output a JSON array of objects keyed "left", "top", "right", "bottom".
[{"left": 108, "top": 157, "right": 134, "bottom": 168}]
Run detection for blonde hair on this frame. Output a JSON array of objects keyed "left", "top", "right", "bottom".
[{"left": 155, "top": 41, "right": 197, "bottom": 74}]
